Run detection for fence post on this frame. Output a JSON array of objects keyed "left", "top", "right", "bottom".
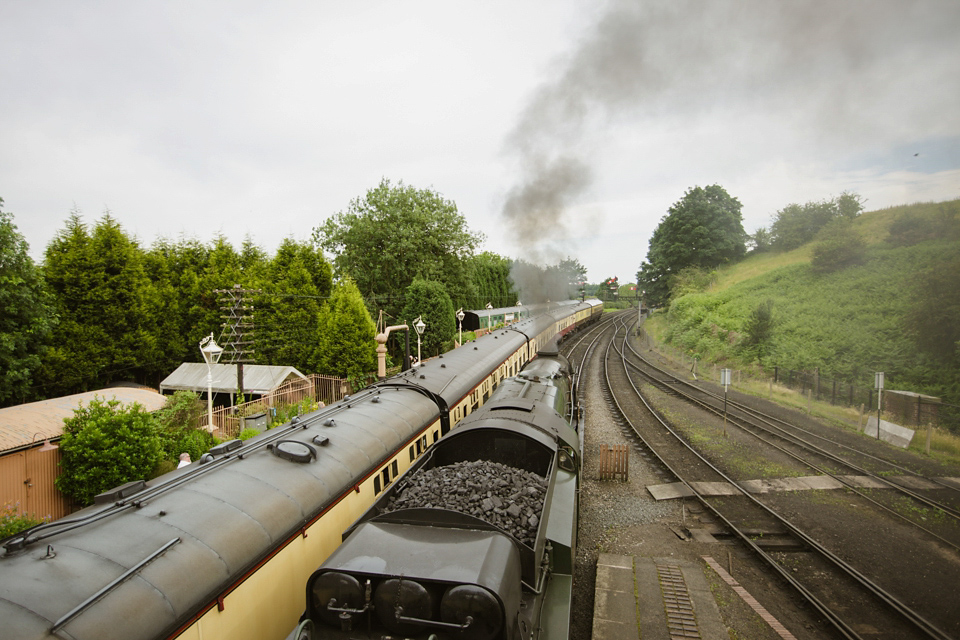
[
  {"left": 832, "top": 380, "right": 837, "bottom": 405},
  {"left": 858, "top": 403, "right": 865, "bottom": 430},
  {"left": 774, "top": 366, "right": 778, "bottom": 383}
]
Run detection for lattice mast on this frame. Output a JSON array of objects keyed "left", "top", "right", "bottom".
[{"left": 214, "top": 284, "right": 260, "bottom": 400}]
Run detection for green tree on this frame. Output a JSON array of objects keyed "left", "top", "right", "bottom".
[
  {"left": 0, "top": 201, "right": 56, "bottom": 405},
  {"left": 40, "top": 212, "right": 160, "bottom": 395},
  {"left": 313, "top": 277, "right": 377, "bottom": 378},
  {"left": 466, "top": 252, "right": 516, "bottom": 308},
  {"left": 748, "top": 227, "right": 772, "bottom": 253},
  {"left": 770, "top": 193, "right": 863, "bottom": 252},
  {"left": 55, "top": 397, "right": 164, "bottom": 507},
  {"left": 401, "top": 278, "right": 456, "bottom": 357},
  {"left": 638, "top": 185, "right": 746, "bottom": 306},
  {"left": 741, "top": 299, "right": 776, "bottom": 365},
  {"left": 313, "top": 179, "right": 483, "bottom": 314},
  {"left": 256, "top": 239, "right": 333, "bottom": 370},
  {"left": 599, "top": 276, "right": 619, "bottom": 302}
]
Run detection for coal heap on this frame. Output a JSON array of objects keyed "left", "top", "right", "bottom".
[{"left": 383, "top": 460, "right": 548, "bottom": 546}]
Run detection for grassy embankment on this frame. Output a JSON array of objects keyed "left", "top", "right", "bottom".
[{"left": 644, "top": 199, "right": 960, "bottom": 464}]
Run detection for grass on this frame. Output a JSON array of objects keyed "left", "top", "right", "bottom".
[{"left": 907, "top": 427, "right": 960, "bottom": 466}]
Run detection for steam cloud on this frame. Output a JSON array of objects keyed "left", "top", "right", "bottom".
[{"left": 501, "top": 0, "right": 960, "bottom": 297}]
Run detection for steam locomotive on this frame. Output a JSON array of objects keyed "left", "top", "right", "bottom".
[
  {"left": 292, "top": 345, "right": 581, "bottom": 640},
  {"left": 0, "top": 300, "right": 600, "bottom": 640}
]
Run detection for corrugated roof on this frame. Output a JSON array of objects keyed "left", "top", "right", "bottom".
[
  {"left": 159, "top": 363, "right": 307, "bottom": 396},
  {"left": 0, "top": 388, "right": 168, "bottom": 454}
]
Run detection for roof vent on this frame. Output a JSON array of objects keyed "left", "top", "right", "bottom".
[
  {"left": 324, "top": 418, "right": 336, "bottom": 427},
  {"left": 94, "top": 480, "right": 146, "bottom": 505},
  {"left": 372, "top": 397, "right": 381, "bottom": 403},
  {"left": 208, "top": 439, "right": 243, "bottom": 456},
  {"left": 270, "top": 440, "right": 316, "bottom": 463},
  {"left": 313, "top": 435, "right": 330, "bottom": 447}
]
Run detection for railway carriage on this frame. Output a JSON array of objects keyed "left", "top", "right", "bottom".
[{"left": 0, "top": 299, "right": 601, "bottom": 640}]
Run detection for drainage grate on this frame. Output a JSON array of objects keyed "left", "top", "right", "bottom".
[
  {"left": 599, "top": 443, "right": 629, "bottom": 481},
  {"left": 657, "top": 563, "right": 701, "bottom": 639}
]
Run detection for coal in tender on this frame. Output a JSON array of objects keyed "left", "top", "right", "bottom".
[{"left": 383, "top": 460, "right": 548, "bottom": 547}]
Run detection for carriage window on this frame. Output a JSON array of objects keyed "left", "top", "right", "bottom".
[
  {"left": 374, "top": 476, "right": 382, "bottom": 494},
  {"left": 391, "top": 460, "right": 398, "bottom": 476},
  {"left": 409, "top": 445, "right": 415, "bottom": 461}
]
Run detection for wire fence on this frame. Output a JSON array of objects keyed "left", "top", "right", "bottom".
[{"left": 637, "top": 328, "right": 959, "bottom": 433}]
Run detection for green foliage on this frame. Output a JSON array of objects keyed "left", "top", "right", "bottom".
[
  {"left": 313, "top": 179, "right": 483, "bottom": 315},
  {"left": 740, "top": 299, "right": 776, "bottom": 364},
  {"left": 887, "top": 201, "right": 959, "bottom": 247},
  {"left": 810, "top": 221, "right": 867, "bottom": 274},
  {"left": 0, "top": 202, "right": 56, "bottom": 406},
  {"left": 256, "top": 238, "right": 333, "bottom": 370},
  {"left": 40, "top": 212, "right": 161, "bottom": 395},
  {"left": 598, "top": 276, "right": 619, "bottom": 302},
  {"left": 238, "top": 428, "right": 260, "bottom": 441},
  {"left": 154, "top": 391, "right": 215, "bottom": 463},
  {"left": 401, "top": 278, "right": 456, "bottom": 357},
  {"left": 905, "top": 249, "right": 960, "bottom": 366},
  {"left": 638, "top": 185, "right": 746, "bottom": 306},
  {"left": 55, "top": 398, "right": 164, "bottom": 507},
  {"left": 314, "top": 277, "right": 377, "bottom": 378},
  {"left": 466, "top": 252, "right": 517, "bottom": 308},
  {"left": 669, "top": 267, "right": 715, "bottom": 298},
  {"left": 0, "top": 503, "right": 45, "bottom": 541},
  {"left": 770, "top": 193, "right": 864, "bottom": 251},
  {"left": 748, "top": 227, "right": 772, "bottom": 253},
  {"left": 659, "top": 200, "right": 960, "bottom": 414}
]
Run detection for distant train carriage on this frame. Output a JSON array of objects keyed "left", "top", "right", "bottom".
[{"left": 461, "top": 305, "right": 529, "bottom": 332}]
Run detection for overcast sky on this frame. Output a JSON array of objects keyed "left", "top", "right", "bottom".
[{"left": 2, "top": 1, "right": 959, "bottom": 284}]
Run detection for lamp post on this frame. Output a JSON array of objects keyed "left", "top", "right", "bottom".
[
  {"left": 414, "top": 316, "right": 425, "bottom": 366},
  {"left": 199, "top": 334, "right": 224, "bottom": 433},
  {"left": 456, "top": 308, "right": 464, "bottom": 346}
]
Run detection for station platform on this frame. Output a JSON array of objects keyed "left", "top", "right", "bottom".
[{"left": 593, "top": 553, "right": 796, "bottom": 640}]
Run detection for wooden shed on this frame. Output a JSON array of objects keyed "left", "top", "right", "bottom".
[{"left": 0, "top": 388, "right": 167, "bottom": 522}]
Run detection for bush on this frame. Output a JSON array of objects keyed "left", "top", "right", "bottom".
[
  {"left": 811, "top": 222, "right": 866, "bottom": 274},
  {"left": 238, "top": 428, "right": 261, "bottom": 441},
  {"left": 155, "top": 391, "right": 215, "bottom": 465},
  {"left": 1, "top": 503, "right": 45, "bottom": 541},
  {"left": 55, "top": 398, "right": 164, "bottom": 507}
]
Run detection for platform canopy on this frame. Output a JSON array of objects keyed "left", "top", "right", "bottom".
[
  {"left": 160, "top": 363, "right": 308, "bottom": 397},
  {"left": 0, "top": 388, "right": 167, "bottom": 454}
]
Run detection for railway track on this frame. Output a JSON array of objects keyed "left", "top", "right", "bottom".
[{"left": 592, "top": 313, "right": 955, "bottom": 640}]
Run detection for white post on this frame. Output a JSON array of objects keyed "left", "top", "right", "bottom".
[{"left": 414, "top": 316, "right": 426, "bottom": 365}]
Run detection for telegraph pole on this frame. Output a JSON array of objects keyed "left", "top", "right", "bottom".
[{"left": 215, "top": 285, "right": 260, "bottom": 403}]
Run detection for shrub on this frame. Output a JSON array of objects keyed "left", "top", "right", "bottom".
[
  {"left": 811, "top": 222, "right": 866, "bottom": 274},
  {"left": 154, "top": 391, "right": 215, "bottom": 466},
  {"left": 55, "top": 398, "right": 164, "bottom": 507},
  {"left": 0, "top": 503, "right": 45, "bottom": 541},
  {"left": 238, "top": 428, "right": 261, "bottom": 441}
]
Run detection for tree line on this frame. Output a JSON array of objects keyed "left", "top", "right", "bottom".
[{"left": 0, "top": 181, "right": 587, "bottom": 407}]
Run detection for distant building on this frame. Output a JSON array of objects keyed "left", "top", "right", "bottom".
[{"left": 0, "top": 388, "right": 167, "bottom": 521}]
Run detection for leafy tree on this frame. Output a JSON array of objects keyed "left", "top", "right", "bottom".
[
  {"left": 0, "top": 201, "right": 56, "bottom": 405},
  {"left": 770, "top": 193, "right": 864, "bottom": 252},
  {"left": 599, "top": 276, "right": 619, "bottom": 302},
  {"left": 401, "top": 278, "right": 456, "bottom": 357},
  {"left": 466, "top": 252, "right": 516, "bottom": 308},
  {"left": 748, "top": 227, "right": 772, "bottom": 253},
  {"left": 313, "top": 179, "right": 483, "bottom": 315},
  {"left": 55, "top": 397, "right": 164, "bottom": 507},
  {"left": 740, "top": 299, "right": 776, "bottom": 365},
  {"left": 669, "top": 267, "right": 714, "bottom": 299},
  {"left": 811, "top": 221, "right": 867, "bottom": 274},
  {"left": 887, "top": 202, "right": 959, "bottom": 247},
  {"left": 40, "top": 212, "right": 160, "bottom": 395},
  {"left": 637, "top": 185, "right": 746, "bottom": 306},
  {"left": 313, "top": 277, "right": 377, "bottom": 378},
  {"left": 256, "top": 239, "right": 333, "bottom": 370}
]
